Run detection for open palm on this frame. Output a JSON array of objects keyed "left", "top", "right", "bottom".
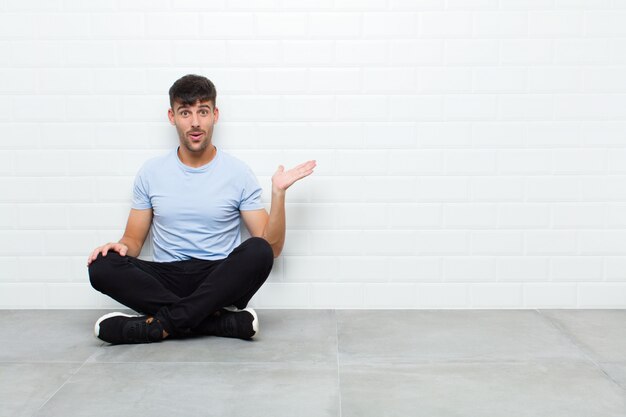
[{"left": 272, "top": 160, "right": 316, "bottom": 192}]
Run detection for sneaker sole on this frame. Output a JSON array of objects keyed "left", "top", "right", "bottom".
[
  {"left": 94, "top": 311, "right": 142, "bottom": 339},
  {"left": 243, "top": 307, "right": 259, "bottom": 339}
]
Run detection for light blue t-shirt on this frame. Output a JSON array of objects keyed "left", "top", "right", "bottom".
[{"left": 131, "top": 146, "right": 264, "bottom": 262}]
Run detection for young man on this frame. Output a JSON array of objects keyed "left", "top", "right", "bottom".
[{"left": 87, "top": 74, "right": 315, "bottom": 345}]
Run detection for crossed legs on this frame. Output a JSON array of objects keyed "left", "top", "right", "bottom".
[{"left": 88, "top": 237, "right": 274, "bottom": 339}]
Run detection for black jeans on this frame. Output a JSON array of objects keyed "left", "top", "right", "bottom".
[{"left": 88, "top": 237, "right": 274, "bottom": 338}]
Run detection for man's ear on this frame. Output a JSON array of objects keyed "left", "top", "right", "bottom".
[{"left": 167, "top": 108, "right": 175, "bottom": 125}]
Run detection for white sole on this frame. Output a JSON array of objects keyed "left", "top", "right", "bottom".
[
  {"left": 243, "top": 307, "right": 259, "bottom": 339},
  {"left": 94, "top": 311, "right": 141, "bottom": 338}
]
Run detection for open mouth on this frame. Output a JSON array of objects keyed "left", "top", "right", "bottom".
[{"left": 189, "top": 132, "right": 204, "bottom": 141}]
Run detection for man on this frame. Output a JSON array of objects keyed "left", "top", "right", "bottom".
[{"left": 87, "top": 74, "right": 315, "bottom": 345}]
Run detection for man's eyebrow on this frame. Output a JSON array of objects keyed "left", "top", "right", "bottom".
[{"left": 176, "top": 104, "right": 212, "bottom": 111}]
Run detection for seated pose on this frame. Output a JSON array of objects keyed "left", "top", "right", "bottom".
[{"left": 87, "top": 74, "right": 315, "bottom": 345}]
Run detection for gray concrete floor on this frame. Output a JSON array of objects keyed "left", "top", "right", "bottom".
[{"left": 1, "top": 309, "right": 626, "bottom": 417}]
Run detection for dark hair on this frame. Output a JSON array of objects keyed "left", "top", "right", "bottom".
[{"left": 168, "top": 74, "right": 217, "bottom": 109}]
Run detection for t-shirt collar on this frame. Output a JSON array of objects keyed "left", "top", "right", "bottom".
[{"left": 174, "top": 145, "right": 219, "bottom": 173}]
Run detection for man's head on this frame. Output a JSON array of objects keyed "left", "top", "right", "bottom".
[{"left": 167, "top": 74, "right": 219, "bottom": 154}]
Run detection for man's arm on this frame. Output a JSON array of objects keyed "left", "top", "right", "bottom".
[
  {"left": 241, "top": 160, "right": 316, "bottom": 258},
  {"left": 241, "top": 190, "right": 285, "bottom": 258},
  {"left": 87, "top": 208, "right": 153, "bottom": 265},
  {"left": 119, "top": 208, "right": 153, "bottom": 257}
]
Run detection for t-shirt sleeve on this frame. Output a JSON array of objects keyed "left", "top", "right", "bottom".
[
  {"left": 131, "top": 166, "right": 152, "bottom": 210},
  {"left": 239, "top": 166, "right": 264, "bottom": 211}
]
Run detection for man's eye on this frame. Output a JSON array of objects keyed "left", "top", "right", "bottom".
[{"left": 200, "top": 110, "right": 208, "bottom": 115}]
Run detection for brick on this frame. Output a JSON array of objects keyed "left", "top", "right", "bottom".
[
  {"left": 390, "top": 40, "right": 443, "bottom": 65},
  {"left": 255, "top": 12, "right": 307, "bottom": 38},
  {"left": 310, "top": 283, "right": 363, "bottom": 308},
  {"left": 498, "top": 150, "right": 551, "bottom": 174},
  {"left": 471, "top": 283, "right": 523, "bottom": 308},
  {"left": 497, "top": 257, "right": 549, "bottom": 281},
  {"left": 90, "top": 12, "right": 145, "bottom": 39},
  {"left": 578, "top": 283, "right": 626, "bottom": 307},
  {"left": 283, "top": 41, "right": 334, "bottom": 65},
  {"left": 416, "top": 283, "right": 469, "bottom": 308},
  {"left": 309, "top": 12, "right": 361, "bottom": 38},
  {"left": 363, "top": 12, "right": 416, "bottom": 38},
  {"left": 528, "top": 68, "right": 582, "bottom": 93},
  {"left": 145, "top": 13, "right": 199, "bottom": 39},
  {"left": 419, "top": 12, "right": 472, "bottom": 37},
  {"left": 473, "top": 11, "right": 527, "bottom": 36},
  {"left": 472, "top": 122, "right": 524, "bottom": 147},
  {"left": 497, "top": 204, "right": 550, "bottom": 228},
  {"left": 389, "top": 95, "right": 443, "bottom": 121},
  {"left": 365, "top": 123, "right": 416, "bottom": 149},
  {"left": 501, "top": 40, "right": 553, "bottom": 65},
  {"left": 444, "top": 40, "right": 499, "bottom": 65},
  {"left": 526, "top": 231, "right": 578, "bottom": 255},
  {"left": 227, "top": 41, "right": 281, "bottom": 65},
  {"left": 443, "top": 257, "right": 496, "bottom": 282},
  {"left": 257, "top": 69, "right": 309, "bottom": 93},
  {"left": 471, "top": 177, "right": 524, "bottom": 201},
  {"left": 18, "top": 205, "right": 67, "bottom": 229},
  {"left": 336, "top": 40, "right": 388, "bottom": 65},
  {"left": 283, "top": 256, "right": 339, "bottom": 281},
  {"left": 364, "top": 283, "right": 416, "bottom": 307},
  {"left": 388, "top": 256, "right": 441, "bottom": 282},
  {"left": 444, "top": 203, "right": 497, "bottom": 228},
  {"left": 471, "top": 231, "right": 524, "bottom": 255},
  {"left": 523, "top": 283, "right": 578, "bottom": 308},
  {"left": 417, "top": 177, "right": 469, "bottom": 201},
  {"left": 552, "top": 256, "right": 603, "bottom": 281},
  {"left": 334, "top": 150, "right": 387, "bottom": 176},
  {"left": 417, "top": 68, "right": 472, "bottom": 93},
  {"left": 526, "top": 177, "right": 579, "bottom": 202},
  {"left": 444, "top": 94, "right": 497, "bottom": 120},
  {"left": 418, "top": 122, "right": 472, "bottom": 148},
  {"left": 388, "top": 204, "right": 441, "bottom": 228},
  {"left": 310, "top": 68, "right": 361, "bottom": 93},
  {"left": 414, "top": 231, "right": 468, "bottom": 254},
  {"left": 338, "top": 256, "right": 387, "bottom": 282},
  {"left": 499, "top": 95, "right": 554, "bottom": 121},
  {"left": 529, "top": 11, "right": 583, "bottom": 36},
  {"left": 473, "top": 68, "right": 526, "bottom": 93},
  {"left": 445, "top": 150, "right": 497, "bottom": 174}
]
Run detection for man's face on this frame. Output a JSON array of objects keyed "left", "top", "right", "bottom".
[{"left": 167, "top": 99, "right": 219, "bottom": 154}]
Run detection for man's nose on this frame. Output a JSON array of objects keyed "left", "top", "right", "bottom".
[{"left": 191, "top": 112, "right": 200, "bottom": 127}]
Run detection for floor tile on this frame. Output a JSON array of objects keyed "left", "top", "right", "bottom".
[
  {"left": 0, "top": 362, "right": 81, "bottom": 417},
  {"left": 34, "top": 362, "right": 340, "bottom": 417},
  {"left": 337, "top": 310, "right": 585, "bottom": 364},
  {"left": 89, "top": 309, "right": 338, "bottom": 364},
  {"left": 339, "top": 360, "right": 626, "bottom": 417},
  {"left": 540, "top": 310, "right": 626, "bottom": 362},
  {"left": 0, "top": 310, "right": 105, "bottom": 362}
]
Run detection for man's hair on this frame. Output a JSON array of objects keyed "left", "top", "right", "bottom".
[{"left": 168, "top": 74, "right": 217, "bottom": 110}]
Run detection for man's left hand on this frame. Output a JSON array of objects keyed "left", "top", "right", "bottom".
[{"left": 271, "top": 160, "right": 316, "bottom": 192}]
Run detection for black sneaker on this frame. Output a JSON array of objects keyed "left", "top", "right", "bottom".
[
  {"left": 209, "top": 307, "right": 259, "bottom": 340},
  {"left": 94, "top": 312, "right": 164, "bottom": 345}
]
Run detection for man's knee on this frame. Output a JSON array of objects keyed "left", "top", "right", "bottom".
[
  {"left": 245, "top": 237, "right": 274, "bottom": 270},
  {"left": 88, "top": 251, "right": 124, "bottom": 292}
]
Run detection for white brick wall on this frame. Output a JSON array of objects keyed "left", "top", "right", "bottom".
[{"left": 1, "top": 0, "right": 626, "bottom": 309}]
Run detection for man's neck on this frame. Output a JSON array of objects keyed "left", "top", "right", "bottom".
[{"left": 177, "top": 144, "right": 217, "bottom": 168}]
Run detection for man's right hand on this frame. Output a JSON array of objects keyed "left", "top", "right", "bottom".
[{"left": 87, "top": 242, "right": 129, "bottom": 266}]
